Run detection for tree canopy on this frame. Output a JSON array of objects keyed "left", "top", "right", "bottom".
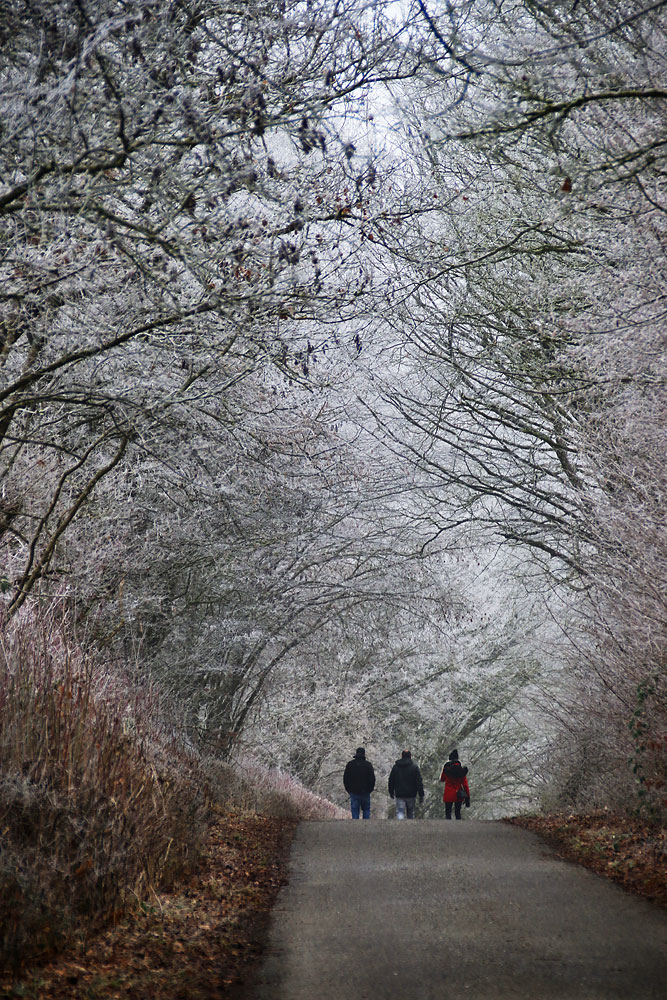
[{"left": 1, "top": 0, "right": 664, "bottom": 819}]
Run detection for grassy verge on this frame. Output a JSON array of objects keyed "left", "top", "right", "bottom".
[
  {"left": 507, "top": 810, "right": 666, "bottom": 907},
  {"left": 0, "top": 605, "right": 345, "bottom": 997},
  {"left": 0, "top": 607, "right": 207, "bottom": 973},
  {"left": 0, "top": 806, "right": 296, "bottom": 1000}
]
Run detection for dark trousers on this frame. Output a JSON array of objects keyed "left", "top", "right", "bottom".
[{"left": 445, "top": 800, "right": 462, "bottom": 820}]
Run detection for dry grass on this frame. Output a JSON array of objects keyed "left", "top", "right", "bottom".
[
  {"left": 0, "top": 806, "right": 297, "bottom": 1000},
  {"left": 0, "top": 604, "right": 346, "bottom": 979},
  {"left": 0, "top": 708, "right": 347, "bottom": 997},
  {"left": 0, "top": 606, "right": 207, "bottom": 972},
  {"left": 207, "top": 756, "right": 348, "bottom": 821}
]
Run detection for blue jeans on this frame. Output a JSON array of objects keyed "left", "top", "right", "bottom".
[
  {"left": 395, "top": 796, "right": 416, "bottom": 819},
  {"left": 350, "top": 793, "right": 371, "bottom": 819}
]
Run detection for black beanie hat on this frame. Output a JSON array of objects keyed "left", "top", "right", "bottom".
[
  {"left": 449, "top": 749, "right": 459, "bottom": 761},
  {"left": 355, "top": 747, "right": 366, "bottom": 757}
]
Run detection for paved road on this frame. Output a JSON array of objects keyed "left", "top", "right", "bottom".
[{"left": 250, "top": 820, "right": 666, "bottom": 1000}]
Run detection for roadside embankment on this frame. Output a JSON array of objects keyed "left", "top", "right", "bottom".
[
  {"left": 1, "top": 806, "right": 297, "bottom": 1000},
  {"left": 0, "top": 606, "right": 344, "bottom": 998},
  {"left": 507, "top": 810, "right": 666, "bottom": 907}
]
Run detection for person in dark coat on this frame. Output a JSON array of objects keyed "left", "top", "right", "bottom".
[
  {"left": 440, "top": 748, "right": 470, "bottom": 820},
  {"left": 388, "top": 749, "right": 425, "bottom": 819},
  {"left": 343, "top": 747, "right": 376, "bottom": 819}
]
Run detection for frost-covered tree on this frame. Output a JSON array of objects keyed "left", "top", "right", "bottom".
[
  {"left": 87, "top": 372, "right": 442, "bottom": 751},
  {"left": 0, "top": 0, "right": 416, "bottom": 610},
  {"left": 3, "top": 0, "right": 663, "bottom": 821},
  {"left": 375, "top": 0, "right": 667, "bottom": 815}
]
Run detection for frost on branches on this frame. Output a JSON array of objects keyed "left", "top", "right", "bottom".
[{"left": 0, "top": 1, "right": 664, "bottom": 820}]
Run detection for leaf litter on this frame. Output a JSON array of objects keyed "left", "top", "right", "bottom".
[
  {"left": 1, "top": 807, "right": 297, "bottom": 1000},
  {"left": 507, "top": 810, "right": 666, "bottom": 907}
]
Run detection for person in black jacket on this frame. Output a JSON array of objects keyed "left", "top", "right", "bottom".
[
  {"left": 388, "top": 749, "right": 424, "bottom": 819},
  {"left": 343, "top": 747, "right": 376, "bottom": 819}
]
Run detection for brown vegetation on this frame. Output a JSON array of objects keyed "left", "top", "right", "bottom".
[
  {"left": 0, "top": 807, "right": 296, "bottom": 1000},
  {"left": 507, "top": 811, "right": 667, "bottom": 908},
  {"left": 0, "top": 604, "right": 344, "bottom": 994},
  {"left": 0, "top": 608, "right": 206, "bottom": 973}
]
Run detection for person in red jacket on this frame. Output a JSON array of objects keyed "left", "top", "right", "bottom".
[{"left": 440, "top": 748, "right": 470, "bottom": 820}]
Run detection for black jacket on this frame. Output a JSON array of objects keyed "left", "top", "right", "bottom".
[
  {"left": 343, "top": 755, "right": 376, "bottom": 794},
  {"left": 388, "top": 758, "right": 424, "bottom": 799}
]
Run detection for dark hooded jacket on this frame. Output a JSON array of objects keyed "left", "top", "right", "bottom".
[
  {"left": 343, "top": 752, "right": 376, "bottom": 795},
  {"left": 388, "top": 757, "right": 424, "bottom": 800}
]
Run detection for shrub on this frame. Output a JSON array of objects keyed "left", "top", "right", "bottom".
[
  {"left": 206, "top": 756, "right": 347, "bottom": 820},
  {"left": 0, "top": 605, "right": 207, "bottom": 972}
]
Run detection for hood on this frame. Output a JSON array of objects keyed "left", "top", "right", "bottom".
[
  {"left": 443, "top": 761, "right": 468, "bottom": 777},
  {"left": 395, "top": 757, "right": 415, "bottom": 768}
]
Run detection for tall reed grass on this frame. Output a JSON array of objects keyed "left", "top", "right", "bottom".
[
  {"left": 0, "top": 606, "right": 347, "bottom": 973},
  {"left": 0, "top": 606, "right": 206, "bottom": 971}
]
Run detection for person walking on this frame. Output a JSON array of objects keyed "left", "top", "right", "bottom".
[
  {"left": 388, "top": 749, "right": 424, "bottom": 819},
  {"left": 343, "top": 747, "right": 376, "bottom": 819},
  {"left": 440, "top": 748, "right": 470, "bottom": 820}
]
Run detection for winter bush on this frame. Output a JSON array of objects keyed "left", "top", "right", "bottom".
[
  {"left": 0, "top": 605, "right": 207, "bottom": 971},
  {"left": 206, "top": 755, "right": 347, "bottom": 821}
]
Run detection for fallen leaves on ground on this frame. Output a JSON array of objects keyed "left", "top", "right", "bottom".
[
  {"left": 1, "top": 806, "right": 296, "bottom": 1000},
  {"left": 507, "top": 810, "right": 666, "bottom": 907}
]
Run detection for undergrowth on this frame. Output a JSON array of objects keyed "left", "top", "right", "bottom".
[
  {"left": 0, "top": 604, "right": 345, "bottom": 977},
  {"left": 207, "top": 756, "right": 347, "bottom": 821},
  {"left": 0, "top": 606, "right": 207, "bottom": 973}
]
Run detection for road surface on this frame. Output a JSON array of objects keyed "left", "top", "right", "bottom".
[{"left": 250, "top": 819, "right": 666, "bottom": 999}]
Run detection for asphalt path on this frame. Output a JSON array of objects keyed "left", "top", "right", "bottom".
[{"left": 249, "top": 819, "right": 666, "bottom": 1000}]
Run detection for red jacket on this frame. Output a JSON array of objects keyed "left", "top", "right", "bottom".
[{"left": 440, "top": 761, "right": 470, "bottom": 803}]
